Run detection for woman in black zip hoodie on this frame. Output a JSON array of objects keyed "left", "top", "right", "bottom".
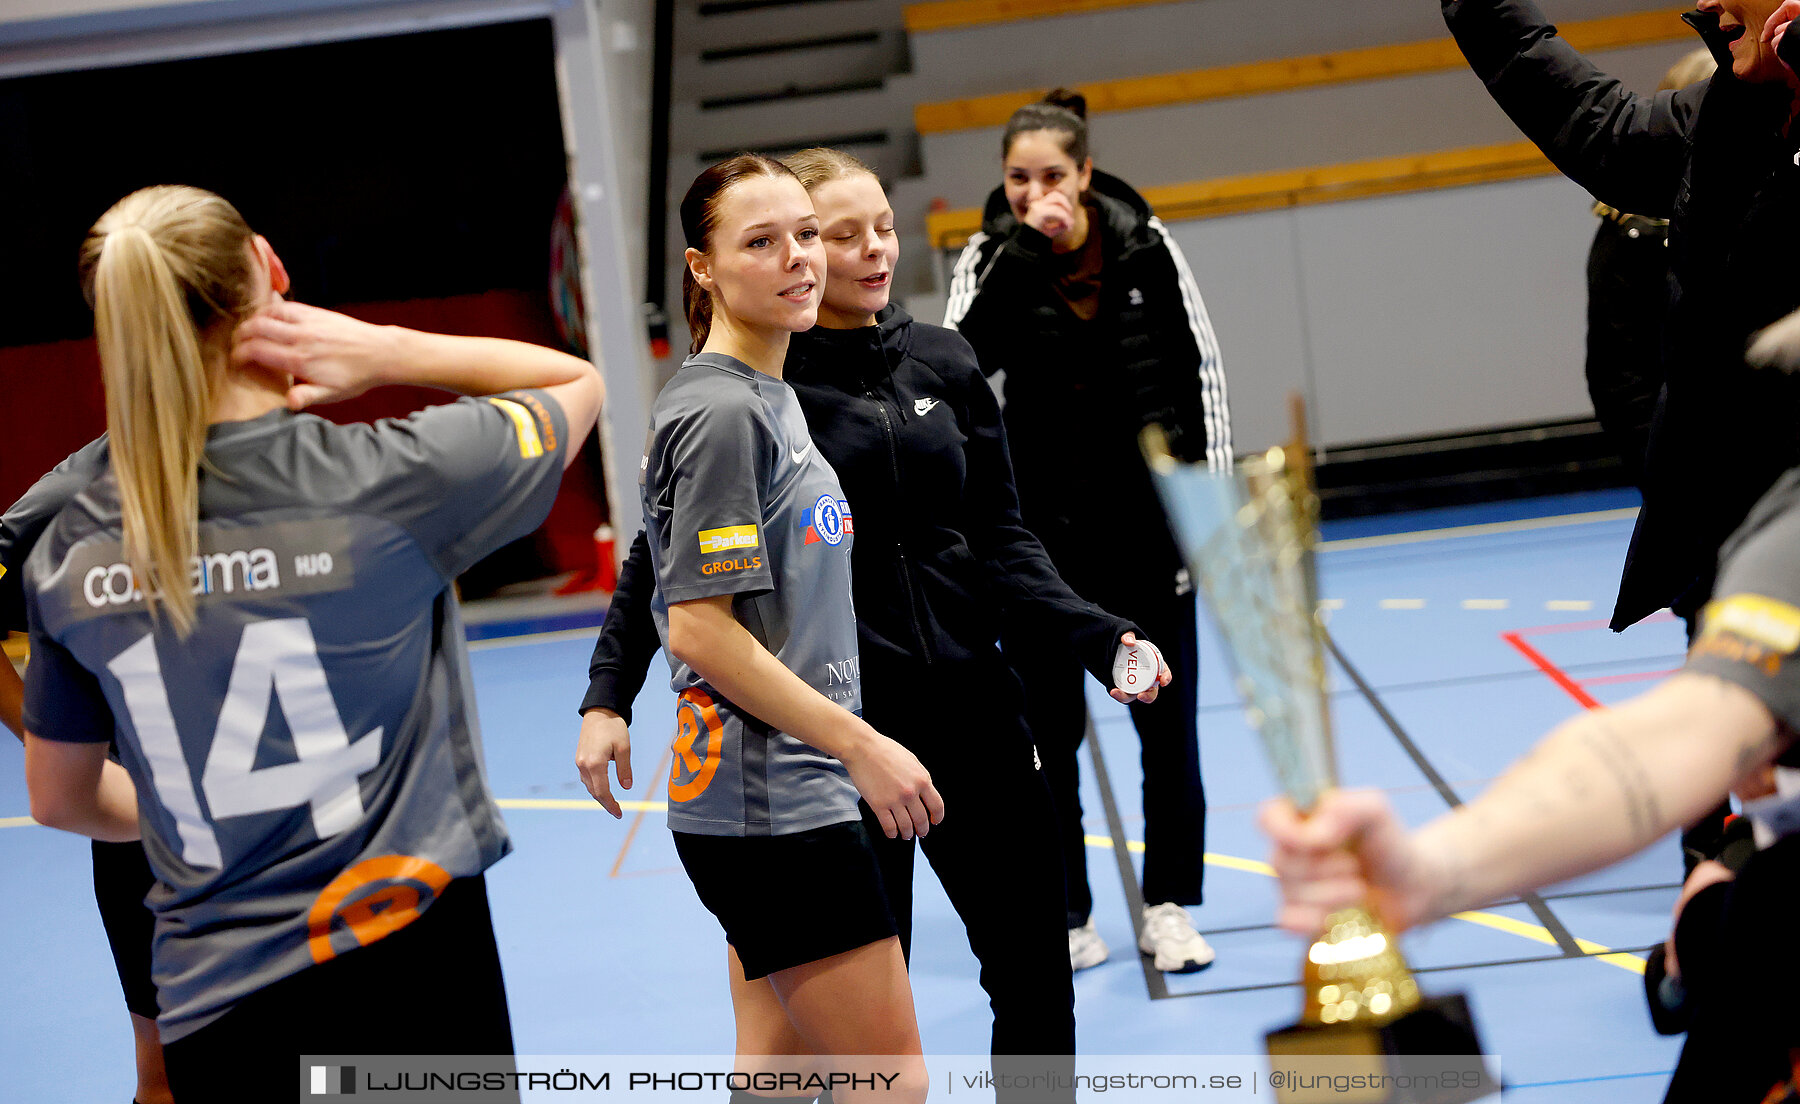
[
  {"left": 944, "top": 90, "right": 1231, "bottom": 975},
  {"left": 574, "top": 149, "right": 1166, "bottom": 1075}
]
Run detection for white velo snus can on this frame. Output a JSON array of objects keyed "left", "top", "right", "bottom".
[{"left": 1112, "top": 639, "right": 1161, "bottom": 695}]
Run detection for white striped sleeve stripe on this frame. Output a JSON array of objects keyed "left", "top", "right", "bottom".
[
  {"left": 942, "top": 231, "right": 991, "bottom": 331},
  {"left": 1150, "top": 217, "right": 1233, "bottom": 472}
]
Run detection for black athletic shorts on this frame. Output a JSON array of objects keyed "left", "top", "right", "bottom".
[
  {"left": 672, "top": 819, "right": 896, "bottom": 981},
  {"left": 91, "top": 838, "right": 159, "bottom": 1019}
]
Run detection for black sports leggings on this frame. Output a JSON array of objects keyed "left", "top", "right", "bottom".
[{"left": 859, "top": 653, "right": 1077, "bottom": 1068}]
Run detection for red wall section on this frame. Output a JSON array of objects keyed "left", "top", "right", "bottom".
[{"left": 1, "top": 289, "right": 605, "bottom": 579}]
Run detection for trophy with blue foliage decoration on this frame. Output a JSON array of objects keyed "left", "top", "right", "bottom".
[{"left": 1141, "top": 402, "right": 1490, "bottom": 1104}]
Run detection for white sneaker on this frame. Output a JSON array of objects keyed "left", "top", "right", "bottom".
[
  {"left": 1138, "top": 902, "right": 1215, "bottom": 973},
  {"left": 1068, "top": 919, "right": 1109, "bottom": 971}
]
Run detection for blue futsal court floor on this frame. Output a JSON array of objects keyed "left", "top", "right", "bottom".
[{"left": 0, "top": 488, "right": 1693, "bottom": 1102}]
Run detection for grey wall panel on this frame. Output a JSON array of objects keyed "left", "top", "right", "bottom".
[
  {"left": 1163, "top": 211, "right": 1313, "bottom": 455},
  {"left": 1289, "top": 175, "right": 1600, "bottom": 445},
  {"left": 672, "top": 85, "right": 906, "bottom": 152},
  {"left": 934, "top": 173, "right": 1602, "bottom": 454},
  {"left": 907, "top": 0, "right": 1684, "bottom": 103},
  {"left": 676, "top": 0, "right": 909, "bottom": 52},
  {"left": 675, "top": 32, "right": 908, "bottom": 100}
]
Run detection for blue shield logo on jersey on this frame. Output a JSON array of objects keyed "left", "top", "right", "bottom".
[{"left": 812, "top": 495, "right": 845, "bottom": 547}]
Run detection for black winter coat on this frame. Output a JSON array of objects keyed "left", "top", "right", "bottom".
[
  {"left": 943, "top": 171, "right": 1231, "bottom": 591},
  {"left": 580, "top": 306, "right": 1136, "bottom": 723},
  {"left": 1584, "top": 210, "right": 1670, "bottom": 485},
  {"left": 1444, "top": 0, "right": 1800, "bottom": 628}
]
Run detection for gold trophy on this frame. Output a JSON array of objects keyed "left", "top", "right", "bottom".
[{"left": 1142, "top": 403, "right": 1491, "bottom": 1104}]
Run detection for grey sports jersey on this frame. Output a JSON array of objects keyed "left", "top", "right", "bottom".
[
  {"left": 641, "top": 352, "right": 861, "bottom": 836},
  {"left": 0, "top": 435, "right": 109, "bottom": 633},
  {"left": 21, "top": 391, "right": 568, "bottom": 1042},
  {"left": 1689, "top": 469, "right": 1800, "bottom": 747}
]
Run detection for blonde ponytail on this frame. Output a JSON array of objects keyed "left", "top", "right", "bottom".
[{"left": 79, "top": 187, "right": 257, "bottom": 637}]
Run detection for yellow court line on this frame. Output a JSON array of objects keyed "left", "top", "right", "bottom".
[
  {"left": 1083, "top": 834, "right": 1646, "bottom": 975},
  {"left": 0, "top": 809, "right": 1646, "bottom": 974},
  {"left": 1447, "top": 909, "right": 1648, "bottom": 975},
  {"left": 0, "top": 801, "right": 676, "bottom": 821},
  {"left": 498, "top": 797, "right": 667, "bottom": 812}
]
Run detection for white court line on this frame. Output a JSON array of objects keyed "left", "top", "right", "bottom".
[
  {"left": 1463, "top": 599, "right": 1510, "bottom": 610},
  {"left": 1545, "top": 600, "right": 1595, "bottom": 611},
  {"left": 1379, "top": 598, "right": 1426, "bottom": 610},
  {"left": 1318, "top": 507, "right": 1638, "bottom": 553}
]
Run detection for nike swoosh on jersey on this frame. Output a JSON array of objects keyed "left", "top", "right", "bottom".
[{"left": 792, "top": 443, "right": 812, "bottom": 464}]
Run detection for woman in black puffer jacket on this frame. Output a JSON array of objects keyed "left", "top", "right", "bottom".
[{"left": 944, "top": 90, "right": 1231, "bottom": 976}]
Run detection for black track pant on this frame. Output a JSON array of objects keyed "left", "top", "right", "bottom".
[
  {"left": 860, "top": 654, "right": 1076, "bottom": 1068},
  {"left": 162, "top": 874, "right": 515, "bottom": 1104},
  {"left": 1006, "top": 583, "right": 1205, "bottom": 925}
]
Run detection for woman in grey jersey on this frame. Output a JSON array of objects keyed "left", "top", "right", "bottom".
[
  {"left": 19, "top": 185, "right": 602, "bottom": 1102},
  {"left": 582, "top": 150, "right": 1173, "bottom": 1085},
  {"left": 640, "top": 155, "right": 938, "bottom": 1103}
]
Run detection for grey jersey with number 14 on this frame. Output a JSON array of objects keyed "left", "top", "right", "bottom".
[{"left": 22, "top": 392, "right": 568, "bottom": 1042}]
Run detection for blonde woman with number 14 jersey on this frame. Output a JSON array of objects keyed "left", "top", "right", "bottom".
[{"left": 20, "top": 185, "right": 601, "bottom": 1103}]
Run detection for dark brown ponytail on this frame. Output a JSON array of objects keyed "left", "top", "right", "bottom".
[{"left": 681, "top": 267, "right": 713, "bottom": 357}]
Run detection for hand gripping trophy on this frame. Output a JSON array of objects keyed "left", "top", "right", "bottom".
[{"left": 1142, "top": 405, "right": 1492, "bottom": 1104}]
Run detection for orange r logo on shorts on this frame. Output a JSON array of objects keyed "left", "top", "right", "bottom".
[
  {"left": 669, "top": 687, "right": 725, "bottom": 802},
  {"left": 306, "top": 855, "right": 453, "bottom": 964}
]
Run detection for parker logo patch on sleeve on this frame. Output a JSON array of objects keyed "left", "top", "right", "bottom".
[
  {"left": 698, "top": 524, "right": 759, "bottom": 555},
  {"left": 487, "top": 397, "right": 546, "bottom": 459},
  {"left": 1702, "top": 594, "right": 1800, "bottom": 653}
]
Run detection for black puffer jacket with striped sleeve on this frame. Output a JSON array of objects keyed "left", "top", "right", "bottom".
[{"left": 944, "top": 170, "right": 1231, "bottom": 591}]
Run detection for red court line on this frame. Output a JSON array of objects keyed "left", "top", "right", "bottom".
[{"left": 1501, "top": 630, "right": 1602, "bottom": 711}]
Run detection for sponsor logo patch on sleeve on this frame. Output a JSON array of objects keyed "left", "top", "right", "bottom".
[
  {"left": 487, "top": 396, "right": 548, "bottom": 459},
  {"left": 698, "top": 524, "right": 759, "bottom": 555},
  {"left": 1702, "top": 594, "right": 1800, "bottom": 653}
]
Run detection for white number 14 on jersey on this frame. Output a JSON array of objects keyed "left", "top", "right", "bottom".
[{"left": 109, "top": 618, "right": 382, "bottom": 869}]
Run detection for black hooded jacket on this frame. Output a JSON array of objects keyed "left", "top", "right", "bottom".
[
  {"left": 1443, "top": 0, "right": 1800, "bottom": 628},
  {"left": 942, "top": 170, "right": 1231, "bottom": 590},
  {"left": 580, "top": 305, "right": 1136, "bottom": 723}
]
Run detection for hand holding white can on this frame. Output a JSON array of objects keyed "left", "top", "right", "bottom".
[{"left": 1112, "top": 638, "right": 1163, "bottom": 696}]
